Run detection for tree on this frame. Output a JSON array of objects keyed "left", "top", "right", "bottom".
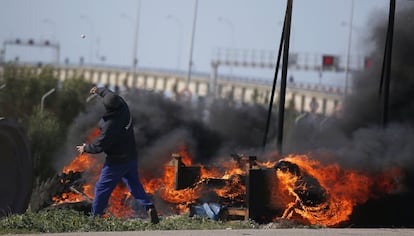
[
  {"left": 28, "top": 107, "right": 63, "bottom": 180},
  {"left": 0, "top": 65, "right": 58, "bottom": 122},
  {"left": 0, "top": 64, "right": 93, "bottom": 181},
  {"left": 53, "top": 77, "right": 92, "bottom": 127}
]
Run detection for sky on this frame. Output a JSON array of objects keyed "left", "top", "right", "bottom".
[{"left": 0, "top": 0, "right": 391, "bottom": 86}]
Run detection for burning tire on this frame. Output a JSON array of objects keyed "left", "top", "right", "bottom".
[
  {"left": 275, "top": 160, "right": 327, "bottom": 207},
  {"left": 0, "top": 118, "right": 32, "bottom": 217}
]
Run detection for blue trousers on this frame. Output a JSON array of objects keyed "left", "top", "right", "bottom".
[
  {"left": 192, "top": 203, "right": 223, "bottom": 220},
  {"left": 92, "top": 159, "right": 152, "bottom": 216}
]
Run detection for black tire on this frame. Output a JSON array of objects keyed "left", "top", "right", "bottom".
[{"left": 0, "top": 118, "right": 32, "bottom": 217}]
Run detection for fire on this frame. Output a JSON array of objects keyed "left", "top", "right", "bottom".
[
  {"left": 107, "top": 184, "right": 134, "bottom": 218},
  {"left": 53, "top": 192, "right": 84, "bottom": 203},
  {"left": 274, "top": 154, "right": 401, "bottom": 226},
  {"left": 62, "top": 154, "right": 99, "bottom": 174},
  {"left": 178, "top": 144, "right": 193, "bottom": 166},
  {"left": 200, "top": 166, "right": 222, "bottom": 179},
  {"left": 214, "top": 174, "right": 246, "bottom": 200},
  {"left": 54, "top": 128, "right": 137, "bottom": 218},
  {"left": 53, "top": 128, "right": 102, "bottom": 205},
  {"left": 143, "top": 164, "right": 199, "bottom": 213},
  {"left": 53, "top": 128, "right": 402, "bottom": 225}
]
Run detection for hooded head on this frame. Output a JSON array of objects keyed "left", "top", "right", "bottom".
[{"left": 103, "top": 92, "right": 122, "bottom": 113}]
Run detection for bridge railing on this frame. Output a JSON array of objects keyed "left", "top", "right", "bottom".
[{"left": 0, "top": 62, "right": 344, "bottom": 115}]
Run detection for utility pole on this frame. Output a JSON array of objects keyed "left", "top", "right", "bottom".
[
  {"left": 276, "top": 0, "right": 293, "bottom": 154},
  {"left": 262, "top": 0, "right": 294, "bottom": 154},
  {"left": 344, "top": 0, "right": 354, "bottom": 97},
  {"left": 132, "top": 0, "right": 142, "bottom": 74},
  {"left": 185, "top": 0, "right": 199, "bottom": 88},
  {"left": 379, "top": 0, "right": 396, "bottom": 127}
]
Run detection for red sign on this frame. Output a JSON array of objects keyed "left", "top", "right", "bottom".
[{"left": 322, "top": 55, "right": 334, "bottom": 66}]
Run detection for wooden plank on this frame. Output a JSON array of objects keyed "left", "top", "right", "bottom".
[{"left": 223, "top": 207, "right": 249, "bottom": 221}]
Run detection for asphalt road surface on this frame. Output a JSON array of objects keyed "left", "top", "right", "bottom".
[{"left": 14, "top": 228, "right": 414, "bottom": 236}]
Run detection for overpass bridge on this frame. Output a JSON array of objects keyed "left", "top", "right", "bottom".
[
  {"left": 0, "top": 63, "right": 344, "bottom": 116},
  {"left": 0, "top": 41, "right": 364, "bottom": 115}
]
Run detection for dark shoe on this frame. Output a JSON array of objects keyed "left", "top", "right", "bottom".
[
  {"left": 148, "top": 208, "right": 159, "bottom": 224},
  {"left": 189, "top": 205, "right": 195, "bottom": 217}
]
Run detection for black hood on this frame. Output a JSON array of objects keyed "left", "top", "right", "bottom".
[{"left": 103, "top": 93, "right": 122, "bottom": 112}]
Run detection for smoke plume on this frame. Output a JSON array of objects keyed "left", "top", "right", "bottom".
[
  {"left": 335, "top": 3, "right": 414, "bottom": 172},
  {"left": 285, "top": 3, "right": 414, "bottom": 171},
  {"left": 55, "top": 89, "right": 277, "bottom": 175},
  {"left": 54, "top": 3, "right": 414, "bottom": 226},
  {"left": 284, "top": 3, "right": 414, "bottom": 226}
]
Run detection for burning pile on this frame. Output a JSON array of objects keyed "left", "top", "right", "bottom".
[
  {"left": 51, "top": 128, "right": 401, "bottom": 227},
  {"left": 273, "top": 155, "right": 400, "bottom": 226}
]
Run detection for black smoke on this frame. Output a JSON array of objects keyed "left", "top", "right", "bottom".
[
  {"left": 55, "top": 89, "right": 277, "bottom": 178},
  {"left": 334, "top": 3, "right": 414, "bottom": 174},
  {"left": 286, "top": 3, "right": 414, "bottom": 227},
  {"left": 54, "top": 3, "right": 414, "bottom": 226},
  {"left": 285, "top": 3, "right": 414, "bottom": 171}
]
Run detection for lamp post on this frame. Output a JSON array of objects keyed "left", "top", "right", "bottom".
[
  {"left": 80, "top": 14, "right": 94, "bottom": 65},
  {"left": 167, "top": 14, "right": 183, "bottom": 70},
  {"left": 131, "top": 0, "right": 142, "bottom": 74},
  {"left": 185, "top": 0, "right": 199, "bottom": 88},
  {"left": 95, "top": 37, "right": 106, "bottom": 64},
  {"left": 344, "top": 0, "right": 354, "bottom": 96},
  {"left": 40, "top": 88, "right": 55, "bottom": 115},
  {"left": 120, "top": 13, "right": 135, "bottom": 69}
]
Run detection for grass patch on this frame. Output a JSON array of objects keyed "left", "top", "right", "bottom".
[{"left": 0, "top": 209, "right": 261, "bottom": 234}]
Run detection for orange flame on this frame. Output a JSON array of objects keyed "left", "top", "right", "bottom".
[
  {"left": 54, "top": 129, "right": 402, "bottom": 225},
  {"left": 275, "top": 154, "right": 401, "bottom": 226},
  {"left": 54, "top": 128, "right": 138, "bottom": 218},
  {"left": 179, "top": 144, "right": 193, "bottom": 166}
]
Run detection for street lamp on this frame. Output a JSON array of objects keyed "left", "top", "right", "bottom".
[
  {"left": 131, "top": 0, "right": 142, "bottom": 74},
  {"left": 80, "top": 14, "right": 94, "bottom": 65},
  {"left": 120, "top": 9, "right": 140, "bottom": 73},
  {"left": 344, "top": 0, "right": 354, "bottom": 96},
  {"left": 186, "top": 0, "right": 199, "bottom": 88},
  {"left": 167, "top": 14, "right": 183, "bottom": 70},
  {"left": 95, "top": 37, "right": 106, "bottom": 64},
  {"left": 40, "top": 88, "right": 55, "bottom": 115},
  {"left": 120, "top": 13, "right": 134, "bottom": 65},
  {"left": 118, "top": 2, "right": 141, "bottom": 88}
]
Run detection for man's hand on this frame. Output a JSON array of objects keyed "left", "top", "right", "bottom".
[
  {"left": 76, "top": 143, "right": 86, "bottom": 154},
  {"left": 86, "top": 87, "right": 98, "bottom": 103},
  {"left": 90, "top": 86, "right": 97, "bottom": 94}
]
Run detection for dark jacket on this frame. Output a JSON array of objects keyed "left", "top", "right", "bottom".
[{"left": 84, "top": 88, "right": 137, "bottom": 164}]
